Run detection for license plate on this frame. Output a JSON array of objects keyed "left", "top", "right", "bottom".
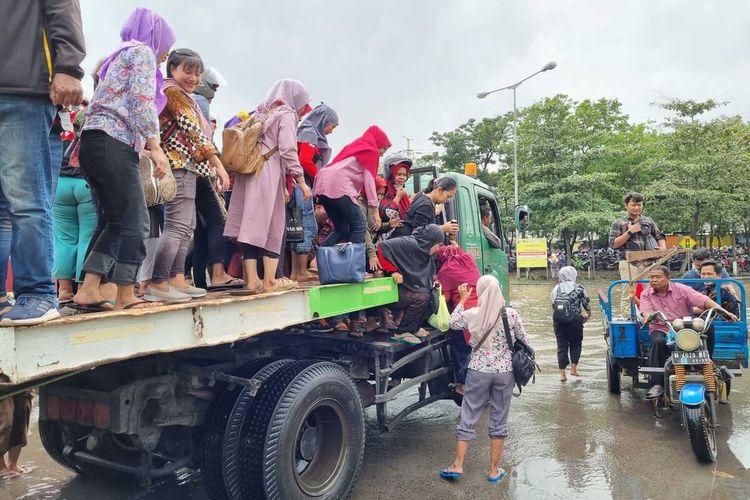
[{"left": 671, "top": 350, "right": 710, "bottom": 365}]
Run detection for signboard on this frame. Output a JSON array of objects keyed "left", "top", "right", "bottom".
[
  {"left": 678, "top": 236, "right": 696, "bottom": 249},
  {"left": 517, "top": 238, "right": 548, "bottom": 269}
]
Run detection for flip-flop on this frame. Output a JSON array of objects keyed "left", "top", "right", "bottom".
[
  {"left": 390, "top": 333, "right": 421, "bottom": 345},
  {"left": 487, "top": 468, "right": 507, "bottom": 483},
  {"left": 229, "top": 285, "right": 263, "bottom": 296},
  {"left": 439, "top": 469, "right": 462, "bottom": 480},
  {"left": 122, "top": 300, "right": 154, "bottom": 310},
  {"left": 207, "top": 278, "right": 245, "bottom": 291},
  {"left": 69, "top": 300, "right": 114, "bottom": 312}
]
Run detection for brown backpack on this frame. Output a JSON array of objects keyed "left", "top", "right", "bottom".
[{"left": 221, "top": 115, "right": 279, "bottom": 176}]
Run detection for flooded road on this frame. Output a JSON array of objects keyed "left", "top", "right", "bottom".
[{"left": 2, "top": 279, "right": 749, "bottom": 499}]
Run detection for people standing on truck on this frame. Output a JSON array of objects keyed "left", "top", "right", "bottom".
[
  {"left": 188, "top": 66, "right": 239, "bottom": 291},
  {"left": 682, "top": 248, "right": 730, "bottom": 292},
  {"left": 389, "top": 176, "right": 458, "bottom": 239},
  {"left": 378, "top": 154, "right": 412, "bottom": 239},
  {"left": 436, "top": 238, "right": 481, "bottom": 394},
  {"left": 441, "top": 275, "right": 531, "bottom": 484},
  {"left": 608, "top": 192, "right": 666, "bottom": 318},
  {"left": 376, "top": 224, "right": 445, "bottom": 345},
  {"left": 0, "top": 0, "right": 85, "bottom": 325},
  {"left": 550, "top": 266, "right": 591, "bottom": 382},
  {"left": 53, "top": 108, "right": 98, "bottom": 305},
  {"left": 72, "top": 7, "right": 174, "bottom": 312},
  {"left": 143, "top": 49, "right": 230, "bottom": 304},
  {"left": 313, "top": 125, "right": 389, "bottom": 247},
  {"left": 290, "top": 103, "right": 339, "bottom": 282},
  {"left": 224, "top": 79, "right": 312, "bottom": 294}
]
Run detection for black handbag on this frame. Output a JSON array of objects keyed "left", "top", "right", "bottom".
[
  {"left": 500, "top": 307, "right": 540, "bottom": 396},
  {"left": 286, "top": 195, "right": 304, "bottom": 244}
]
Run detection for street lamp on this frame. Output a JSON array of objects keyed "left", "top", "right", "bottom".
[{"left": 477, "top": 61, "right": 557, "bottom": 208}]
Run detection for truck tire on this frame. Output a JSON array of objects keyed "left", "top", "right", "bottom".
[
  {"left": 238, "top": 361, "right": 365, "bottom": 500},
  {"left": 38, "top": 420, "right": 80, "bottom": 473},
  {"left": 606, "top": 352, "right": 621, "bottom": 395},
  {"left": 203, "top": 358, "right": 293, "bottom": 500},
  {"left": 684, "top": 404, "right": 717, "bottom": 463}
]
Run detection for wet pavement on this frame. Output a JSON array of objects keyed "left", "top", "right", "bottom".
[{"left": 2, "top": 279, "right": 749, "bottom": 499}]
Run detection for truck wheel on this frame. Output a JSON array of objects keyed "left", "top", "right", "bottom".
[
  {"left": 684, "top": 404, "right": 717, "bottom": 463},
  {"left": 238, "top": 361, "right": 365, "bottom": 500},
  {"left": 203, "top": 358, "right": 293, "bottom": 500},
  {"left": 39, "top": 420, "right": 80, "bottom": 473},
  {"left": 606, "top": 353, "right": 621, "bottom": 395}
]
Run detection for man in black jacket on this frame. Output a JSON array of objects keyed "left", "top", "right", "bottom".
[{"left": 0, "top": 0, "right": 85, "bottom": 325}]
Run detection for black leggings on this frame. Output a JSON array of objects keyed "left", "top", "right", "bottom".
[
  {"left": 553, "top": 317, "right": 583, "bottom": 369},
  {"left": 191, "top": 176, "right": 228, "bottom": 288},
  {"left": 242, "top": 244, "right": 279, "bottom": 260}
]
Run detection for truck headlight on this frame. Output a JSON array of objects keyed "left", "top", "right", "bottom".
[{"left": 675, "top": 329, "right": 701, "bottom": 352}]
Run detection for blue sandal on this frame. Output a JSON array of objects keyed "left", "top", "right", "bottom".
[
  {"left": 439, "top": 469, "right": 462, "bottom": 480},
  {"left": 487, "top": 468, "right": 507, "bottom": 483}
]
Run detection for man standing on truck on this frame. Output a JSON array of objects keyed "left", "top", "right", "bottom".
[
  {"left": 608, "top": 192, "right": 666, "bottom": 317},
  {"left": 0, "top": 0, "right": 85, "bottom": 325}
]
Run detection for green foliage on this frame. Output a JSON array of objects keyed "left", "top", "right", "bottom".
[{"left": 426, "top": 96, "right": 750, "bottom": 254}]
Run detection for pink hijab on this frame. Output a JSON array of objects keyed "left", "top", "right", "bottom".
[
  {"left": 257, "top": 79, "right": 310, "bottom": 115},
  {"left": 97, "top": 8, "right": 175, "bottom": 113},
  {"left": 462, "top": 275, "right": 506, "bottom": 340},
  {"left": 329, "top": 125, "right": 391, "bottom": 177}
]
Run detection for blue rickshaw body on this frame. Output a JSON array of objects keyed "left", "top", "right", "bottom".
[{"left": 600, "top": 278, "right": 749, "bottom": 370}]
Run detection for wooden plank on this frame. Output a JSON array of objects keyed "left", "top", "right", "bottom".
[{"left": 625, "top": 250, "right": 675, "bottom": 263}]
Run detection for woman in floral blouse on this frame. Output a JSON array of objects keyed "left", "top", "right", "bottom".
[
  {"left": 73, "top": 7, "right": 174, "bottom": 312},
  {"left": 440, "top": 275, "right": 531, "bottom": 484}
]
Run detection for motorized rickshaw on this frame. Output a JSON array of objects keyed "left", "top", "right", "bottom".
[{"left": 599, "top": 275, "right": 748, "bottom": 463}]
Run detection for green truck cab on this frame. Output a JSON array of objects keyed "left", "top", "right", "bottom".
[{"left": 409, "top": 166, "right": 510, "bottom": 297}]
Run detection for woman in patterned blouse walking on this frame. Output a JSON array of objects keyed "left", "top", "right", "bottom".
[{"left": 440, "top": 275, "right": 531, "bottom": 484}]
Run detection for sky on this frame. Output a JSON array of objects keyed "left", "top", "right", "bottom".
[{"left": 78, "top": 0, "right": 750, "bottom": 157}]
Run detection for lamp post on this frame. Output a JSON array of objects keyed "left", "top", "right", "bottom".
[{"left": 477, "top": 61, "right": 557, "bottom": 208}]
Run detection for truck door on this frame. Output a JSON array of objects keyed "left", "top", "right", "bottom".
[{"left": 474, "top": 186, "right": 509, "bottom": 297}]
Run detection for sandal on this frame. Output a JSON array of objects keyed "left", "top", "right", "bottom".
[
  {"left": 333, "top": 320, "right": 349, "bottom": 332},
  {"left": 390, "top": 332, "right": 421, "bottom": 345},
  {"left": 264, "top": 277, "right": 298, "bottom": 293},
  {"left": 207, "top": 277, "right": 245, "bottom": 291},
  {"left": 69, "top": 300, "right": 115, "bottom": 312},
  {"left": 229, "top": 284, "right": 263, "bottom": 296},
  {"left": 414, "top": 328, "right": 430, "bottom": 338},
  {"left": 122, "top": 300, "right": 155, "bottom": 310}
]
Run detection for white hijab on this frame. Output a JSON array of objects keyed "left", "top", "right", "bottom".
[
  {"left": 551, "top": 265, "right": 577, "bottom": 302},
  {"left": 463, "top": 275, "right": 506, "bottom": 341}
]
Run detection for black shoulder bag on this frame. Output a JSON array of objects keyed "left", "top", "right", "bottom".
[{"left": 500, "top": 308, "right": 540, "bottom": 396}]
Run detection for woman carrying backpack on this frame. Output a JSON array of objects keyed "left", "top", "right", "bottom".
[
  {"left": 440, "top": 275, "right": 531, "bottom": 484},
  {"left": 550, "top": 266, "right": 591, "bottom": 382}
]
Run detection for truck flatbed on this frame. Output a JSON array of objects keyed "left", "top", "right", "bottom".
[{"left": 0, "top": 278, "right": 398, "bottom": 393}]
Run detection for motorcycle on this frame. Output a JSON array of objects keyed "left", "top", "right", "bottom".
[{"left": 645, "top": 309, "right": 733, "bottom": 463}]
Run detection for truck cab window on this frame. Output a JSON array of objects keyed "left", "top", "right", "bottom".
[{"left": 479, "top": 196, "right": 504, "bottom": 250}]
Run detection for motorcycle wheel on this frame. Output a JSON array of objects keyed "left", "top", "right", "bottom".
[{"left": 683, "top": 403, "right": 717, "bottom": 463}]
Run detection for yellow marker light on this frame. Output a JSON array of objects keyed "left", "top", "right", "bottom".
[{"left": 464, "top": 163, "right": 477, "bottom": 177}]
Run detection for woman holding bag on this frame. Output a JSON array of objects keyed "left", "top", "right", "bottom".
[{"left": 440, "top": 275, "right": 531, "bottom": 484}]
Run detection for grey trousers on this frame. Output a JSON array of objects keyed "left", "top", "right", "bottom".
[
  {"left": 456, "top": 369, "right": 514, "bottom": 441},
  {"left": 152, "top": 169, "right": 197, "bottom": 282}
]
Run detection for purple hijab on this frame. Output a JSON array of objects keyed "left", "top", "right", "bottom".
[{"left": 97, "top": 8, "right": 175, "bottom": 113}]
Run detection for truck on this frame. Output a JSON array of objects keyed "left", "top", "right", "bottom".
[{"left": 0, "top": 167, "right": 513, "bottom": 500}]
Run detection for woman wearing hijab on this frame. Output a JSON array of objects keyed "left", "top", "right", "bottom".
[
  {"left": 224, "top": 79, "right": 312, "bottom": 294},
  {"left": 313, "top": 126, "right": 390, "bottom": 246},
  {"left": 379, "top": 154, "right": 412, "bottom": 238},
  {"left": 290, "top": 103, "right": 339, "bottom": 282},
  {"left": 389, "top": 176, "right": 459, "bottom": 239},
  {"left": 550, "top": 266, "right": 591, "bottom": 381},
  {"left": 72, "top": 7, "right": 174, "bottom": 311},
  {"left": 440, "top": 275, "right": 531, "bottom": 484},
  {"left": 376, "top": 224, "right": 445, "bottom": 345}
]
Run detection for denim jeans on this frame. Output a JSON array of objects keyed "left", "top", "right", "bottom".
[
  {"left": 0, "top": 94, "right": 61, "bottom": 297},
  {"left": 52, "top": 176, "right": 97, "bottom": 282},
  {"left": 318, "top": 195, "right": 366, "bottom": 246},
  {"left": 152, "top": 169, "right": 197, "bottom": 283},
  {"left": 79, "top": 130, "right": 149, "bottom": 285},
  {"left": 290, "top": 185, "right": 317, "bottom": 254}
]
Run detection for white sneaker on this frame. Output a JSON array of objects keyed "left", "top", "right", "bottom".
[
  {"left": 174, "top": 285, "right": 207, "bottom": 298},
  {"left": 143, "top": 286, "right": 191, "bottom": 303}
]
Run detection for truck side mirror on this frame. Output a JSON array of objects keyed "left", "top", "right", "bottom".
[{"left": 515, "top": 205, "right": 530, "bottom": 232}]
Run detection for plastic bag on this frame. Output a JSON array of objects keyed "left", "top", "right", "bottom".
[{"left": 428, "top": 286, "right": 451, "bottom": 332}]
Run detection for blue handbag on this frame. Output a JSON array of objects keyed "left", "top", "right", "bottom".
[{"left": 317, "top": 243, "right": 366, "bottom": 285}]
